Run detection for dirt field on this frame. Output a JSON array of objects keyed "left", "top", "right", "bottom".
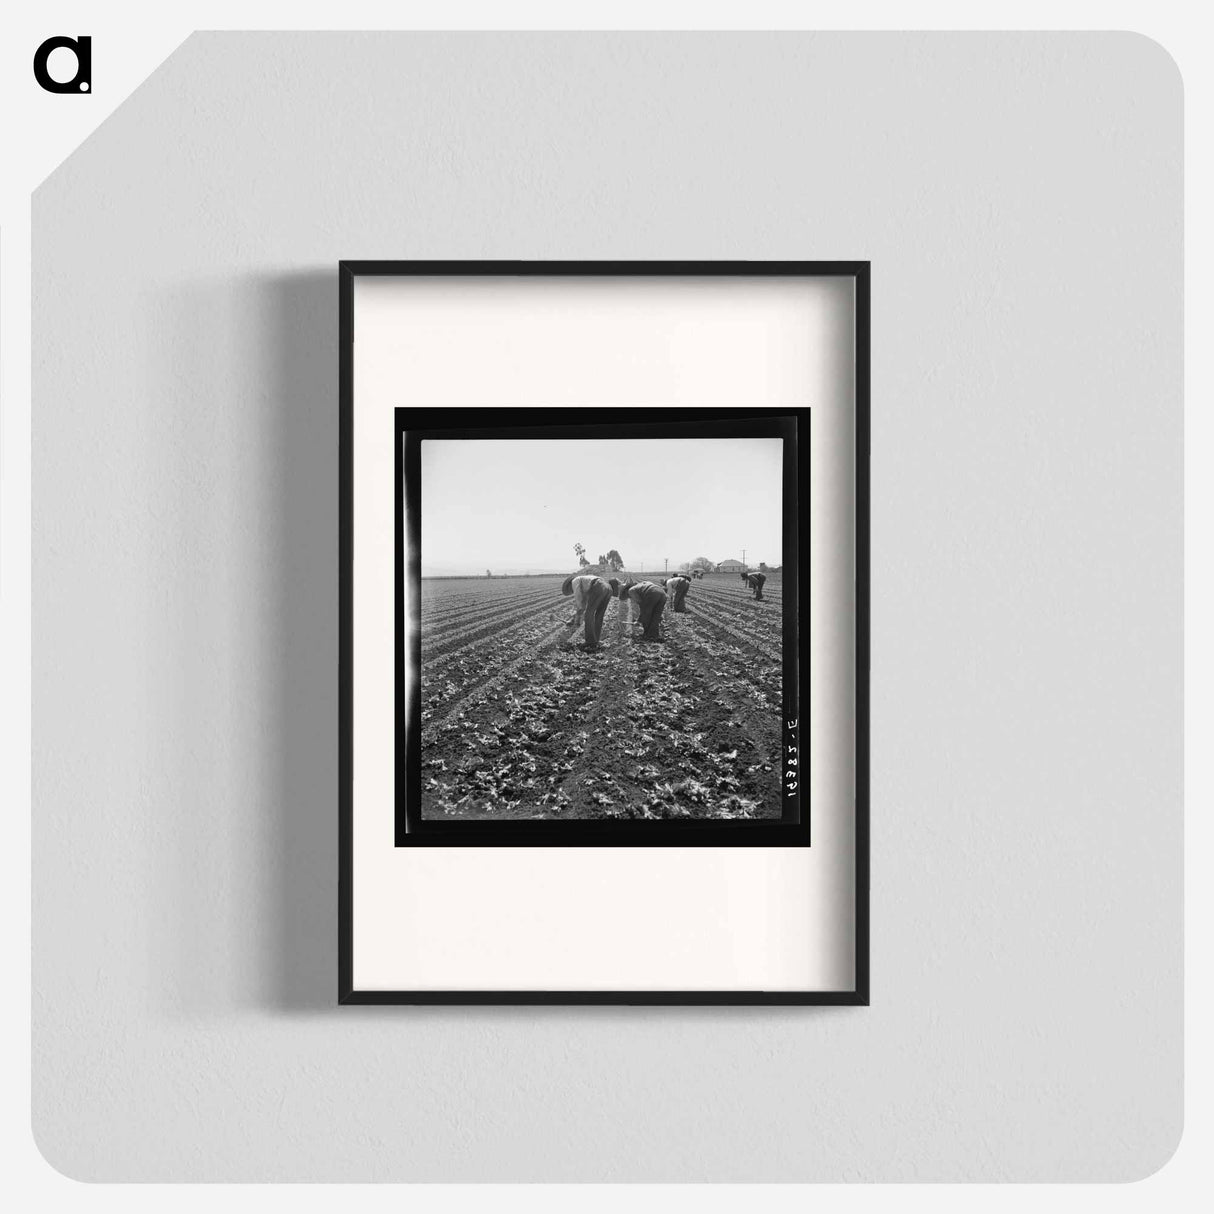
[{"left": 418, "top": 572, "right": 783, "bottom": 820}]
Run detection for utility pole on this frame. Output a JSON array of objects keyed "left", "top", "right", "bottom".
[
  {"left": 664, "top": 557, "right": 668, "bottom": 574},
  {"left": 742, "top": 547, "right": 746, "bottom": 571}
]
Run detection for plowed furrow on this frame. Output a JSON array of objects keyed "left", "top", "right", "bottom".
[
  {"left": 686, "top": 603, "right": 781, "bottom": 666},
  {"left": 422, "top": 597, "right": 566, "bottom": 667},
  {"left": 420, "top": 617, "right": 579, "bottom": 746},
  {"left": 422, "top": 589, "right": 556, "bottom": 640}
]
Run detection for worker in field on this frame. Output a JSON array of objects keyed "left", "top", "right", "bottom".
[
  {"left": 561, "top": 572, "right": 620, "bottom": 650},
  {"left": 741, "top": 570, "right": 767, "bottom": 601},
  {"left": 618, "top": 579, "right": 667, "bottom": 641},
  {"left": 663, "top": 574, "right": 691, "bottom": 613}
]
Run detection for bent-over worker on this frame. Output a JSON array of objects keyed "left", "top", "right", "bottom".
[
  {"left": 619, "top": 579, "right": 667, "bottom": 641},
  {"left": 741, "top": 570, "right": 767, "bottom": 601},
  {"left": 663, "top": 575, "right": 691, "bottom": 613},
  {"left": 561, "top": 573, "right": 619, "bottom": 650}
]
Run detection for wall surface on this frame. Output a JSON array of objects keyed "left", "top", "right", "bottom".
[{"left": 32, "top": 33, "right": 1182, "bottom": 1181}]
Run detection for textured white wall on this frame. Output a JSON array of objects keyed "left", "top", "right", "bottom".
[{"left": 32, "top": 32, "right": 1182, "bottom": 1181}]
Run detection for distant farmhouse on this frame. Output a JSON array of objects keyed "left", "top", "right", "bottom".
[{"left": 716, "top": 558, "right": 746, "bottom": 572}]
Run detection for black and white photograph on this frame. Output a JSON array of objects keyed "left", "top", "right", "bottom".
[{"left": 398, "top": 412, "right": 806, "bottom": 844}]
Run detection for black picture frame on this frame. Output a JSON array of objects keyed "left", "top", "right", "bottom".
[{"left": 339, "top": 261, "right": 870, "bottom": 1006}]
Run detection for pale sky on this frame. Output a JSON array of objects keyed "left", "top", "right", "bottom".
[{"left": 419, "top": 437, "right": 785, "bottom": 575}]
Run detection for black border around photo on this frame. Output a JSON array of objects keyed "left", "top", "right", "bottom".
[
  {"left": 339, "top": 261, "right": 870, "bottom": 1006},
  {"left": 398, "top": 410, "right": 804, "bottom": 847}
]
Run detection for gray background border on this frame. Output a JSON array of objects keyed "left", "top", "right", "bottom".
[{"left": 32, "top": 32, "right": 1181, "bottom": 1181}]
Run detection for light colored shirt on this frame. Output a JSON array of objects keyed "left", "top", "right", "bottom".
[{"left": 570, "top": 574, "right": 599, "bottom": 614}]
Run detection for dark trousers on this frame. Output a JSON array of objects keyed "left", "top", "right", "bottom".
[
  {"left": 671, "top": 581, "right": 689, "bottom": 612},
  {"left": 584, "top": 579, "right": 612, "bottom": 647},
  {"left": 635, "top": 586, "right": 667, "bottom": 639},
  {"left": 747, "top": 573, "right": 767, "bottom": 600}
]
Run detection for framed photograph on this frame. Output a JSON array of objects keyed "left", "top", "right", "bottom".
[{"left": 340, "top": 262, "right": 869, "bottom": 1004}]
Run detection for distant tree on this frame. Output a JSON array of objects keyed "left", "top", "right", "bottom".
[
  {"left": 574, "top": 542, "right": 586, "bottom": 563},
  {"left": 486, "top": 568, "right": 492, "bottom": 578},
  {"left": 605, "top": 549, "right": 624, "bottom": 572},
  {"left": 759, "top": 561, "right": 769, "bottom": 573},
  {"left": 679, "top": 561, "right": 691, "bottom": 573},
  {"left": 689, "top": 555, "right": 713, "bottom": 573}
]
